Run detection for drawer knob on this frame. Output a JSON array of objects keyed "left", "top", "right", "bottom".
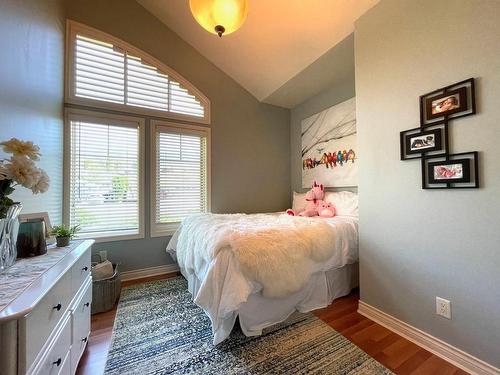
[
  {"left": 53, "top": 303, "right": 62, "bottom": 311},
  {"left": 82, "top": 266, "right": 88, "bottom": 271},
  {"left": 84, "top": 302, "right": 90, "bottom": 307},
  {"left": 53, "top": 358, "right": 62, "bottom": 367},
  {"left": 81, "top": 337, "right": 88, "bottom": 342}
]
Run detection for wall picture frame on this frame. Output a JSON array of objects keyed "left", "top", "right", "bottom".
[
  {"left": 400, "top": 122, "right": 448, "bottom": 160},
  {"left": 427, "top": 158, "right": 470, "bottom": 184},
  {"left": 401, "top": 77, "right": 480, "bottom": 190},
  {"left": 425, "top": 87, "right": 467, "bottom": 120},
  {"left": 421, "top": 151, "right": 479, "bottom": 189},
  {"left": 301, "top": 97, "right": 358, "bottom": 188},
  {"left": 407, "top": 128, "right": 442, "bottom": 154},
  {"left": 419, "top": 78, "right": 476, "bottom": 126}
]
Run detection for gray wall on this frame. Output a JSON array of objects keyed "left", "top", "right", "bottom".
[
  {"left": 265, "top": 33, "right": 356, "bottom": 109},
  {"left": 290, "top": 76, "right": 356, "bottom": 194},
  {"left": 355, "top": 0, "right": 500, "bottom": 367},
  {"left": 0, "top": 0, "right": 65, "bottom": 224},
  {"left": 64, "top": 0, "right": 291, "bottom": 271}
]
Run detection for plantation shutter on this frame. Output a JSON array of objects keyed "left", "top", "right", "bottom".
[
  {"left": 169, "top": 81, "right": 204, "bottom": 118},
  {"left": 69, "top": 117, "right": 141, "bottom": 238},
  {"left": 126, "top": 55, "right": 169, "bottom": 111},
  {"left": 74, "top": 33, "right": 205, "bottom": 118},
  {"left": 155, "top": 127, "right": 208, "bottom": 227},
  {"left": 75, "top": 35, "right": 125, "bottom": 104}
]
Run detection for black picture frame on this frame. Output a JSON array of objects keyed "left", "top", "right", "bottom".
[
  {"left": 421, "top": 151, "right": 479, "bottom": 189},
  {"left": 400, "top": 121, "right": 448, "bottom": 160},
  {"left": 427, "top": 158, "right": 470, "bottom": 184},
  {"left": 406, "top": 128, "right": 442, "bottom": 154},
  {"left": 402, "top": 78, "right": 480, "bottom": 190},
  {"left": 425, "top": 87, "right": 467, "bottom": 120},
  {"left": 419, "top": 78, "right": 476, "bottom": 126}
]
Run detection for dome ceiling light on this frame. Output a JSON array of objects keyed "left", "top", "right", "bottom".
[{"left": 189, "top": 0, "right": 248, "bottom": 37}]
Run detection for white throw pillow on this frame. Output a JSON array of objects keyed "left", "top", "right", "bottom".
[
  {"left": 324, "top": 191, "right": 358, "bottom": 217},
  {"left": 292, "top": 191, "right": 308, "bottom": 213}
]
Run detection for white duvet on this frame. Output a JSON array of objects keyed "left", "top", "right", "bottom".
[
  {"left": 175, "top": 213, "right": 346, "bottom": 298},
  {"left": 167, "top": 213, "right": 359, "bottom": 344}
]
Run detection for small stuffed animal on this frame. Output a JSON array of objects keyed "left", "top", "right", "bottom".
[
  {"left": 317, "top": 201, "right": 335, "bottom": 218},
  {"left": 286, "top": 181, "right": 335, "bottom": 217}
]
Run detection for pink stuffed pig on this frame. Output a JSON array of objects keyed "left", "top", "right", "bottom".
[{"left": 317, "top": 201, "right": 335, "bottom": 218}]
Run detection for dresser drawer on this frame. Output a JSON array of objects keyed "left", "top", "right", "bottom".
[
  {"left": 22, "top": 270, "right": 72, "bottom": 369},
  {"left": 28, "top": 313, "right": 71, "bottom": 375},
  {"left": 71, "top": 280, "right": 92, "bottom": 374},
  {"left": 58, "top": 351, "right": 71, "bottom": 375},
  {"left": 71, "top": 246, "right": 91, "bottom": 295}
]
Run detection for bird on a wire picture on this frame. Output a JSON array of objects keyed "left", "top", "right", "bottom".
[{"left": 301, "top": 97, "right": 358, "bottom": 188}]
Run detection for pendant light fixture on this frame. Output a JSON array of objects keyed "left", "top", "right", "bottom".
[{"left": 189, "top": 0, "right": 248, "bottom": 37}]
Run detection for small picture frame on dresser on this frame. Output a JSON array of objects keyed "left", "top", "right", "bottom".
[{"left": 19, "top": 212, "right": 56, "bottom": 245}]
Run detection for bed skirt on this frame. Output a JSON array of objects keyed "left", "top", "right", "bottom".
[{"left": 180, "top": 262, "right": 359, "bottom": 344}]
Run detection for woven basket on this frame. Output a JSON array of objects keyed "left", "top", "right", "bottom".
[{"left": 91, "top": 263, "right": 121, "bottom": 314}]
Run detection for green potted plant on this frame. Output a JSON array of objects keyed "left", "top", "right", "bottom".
[{"left": 51, "top": 224, "right": 80, "bottom": 247}]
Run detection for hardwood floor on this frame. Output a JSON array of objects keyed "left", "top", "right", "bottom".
[
  {"left": 312, "top": 295, "right": 468, "bottom": 375},
  {"left": 76, "top": 274, "right": 468, "bottom": 375}
]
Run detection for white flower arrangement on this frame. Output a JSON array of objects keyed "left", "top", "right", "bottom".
[{"left": 0, "top": 138, "right": 50, "bottom": 218}]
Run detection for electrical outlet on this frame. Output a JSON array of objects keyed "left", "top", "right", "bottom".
[
  {"left": 436, "top": 297, "right": 451, "bottom": 319},
  {"left": 99, "top": 250, "right": 108, "bottom": 261}
]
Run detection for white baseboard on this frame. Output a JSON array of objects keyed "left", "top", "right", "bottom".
[
  {"left": 120, "top": 264, "right": 179, "bottom": 282},
  {"left": 358, "top": 301, "right": 500, "bottom": 375}
]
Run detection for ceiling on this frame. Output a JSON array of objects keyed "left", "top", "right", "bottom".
[{"left": 137, "top": 0, "right": 378, "bottom": 108}]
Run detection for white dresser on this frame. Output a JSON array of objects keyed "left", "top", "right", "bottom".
[{"left": 0, "top": 240, "right": 94, "bottom": 375}]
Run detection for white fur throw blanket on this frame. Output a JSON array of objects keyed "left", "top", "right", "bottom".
[{"left": 175, "top": 213, "right": 337, "bottom": 298}]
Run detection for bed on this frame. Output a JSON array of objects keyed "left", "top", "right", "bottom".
[{"left": 166, "top": 191, "right": 359, "bottom": 345}]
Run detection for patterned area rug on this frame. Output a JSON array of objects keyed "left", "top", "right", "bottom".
[{"left": 104, "top": 277, "right": 392, "bottom": 374}]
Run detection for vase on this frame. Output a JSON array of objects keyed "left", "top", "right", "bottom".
[{"left": 0, "top": 203, "right": 23, "bottom": 272}]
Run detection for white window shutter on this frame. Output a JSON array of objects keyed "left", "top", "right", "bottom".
[
  {"left": 69, "top": 116, "right": 141, "bottom": 238},
  {"left": 126, "top": 55, "right": 169, "bottom": 111},
  {"left": 75, "top": 35, "right": 125, "bottom": 104},
  {"left": 73, "top": 31, "right": 206, "bottom": 120},
  {"left": 155, "top": 128, "right": 208, "bottom": 226},
  {"left": 169, "top": 81, "right": 205, "bottom": 118}
]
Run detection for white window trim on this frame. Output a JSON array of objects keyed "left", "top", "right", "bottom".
[
  {"left": 150, "top": 120, "right": 211, "bottom": 237},
  {"left": 63, "top": 108, "right": 146, "bottom": 243},
  {"left": 65, "top": 20, "right": 211, "bottom": 125}
]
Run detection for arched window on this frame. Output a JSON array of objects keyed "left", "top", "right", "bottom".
[
  {"left": 64, "top": 21, "right": 211, "bottom": 241},
  {"left": 65, "top": 21, "right": 210, "bottom": 124}
]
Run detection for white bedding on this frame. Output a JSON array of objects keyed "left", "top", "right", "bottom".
[{"left": 167, "top": 213, "right": 359, "bottom": 344}]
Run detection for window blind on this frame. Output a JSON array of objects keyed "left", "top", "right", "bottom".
[
  {"left": 74, "top": 34, "right": 205, "bottom": 118},
  {"left": 155, "top": 129, "right": 208, "bottom": 226},
  {"left": 69, "top": 117, "right": 140, "bottom": 237}
]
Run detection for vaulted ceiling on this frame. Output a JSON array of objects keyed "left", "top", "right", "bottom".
[{"left": 137, "top": 0, "right": 379, "bottom": 108}]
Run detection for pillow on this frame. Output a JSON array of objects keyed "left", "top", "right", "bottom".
[
  {"left": 324, "top": 191, "right": 358, "bottom": 217},
  {"left": 292, "top": 191, "right": 307, "bottom": 213}
]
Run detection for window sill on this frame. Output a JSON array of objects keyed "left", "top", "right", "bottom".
[
  {"left": 76, "top": 232, "right": 144, "bottom": 243},
  {"left": 150, "top": 223, "right": 180, "bottom": 238}
]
